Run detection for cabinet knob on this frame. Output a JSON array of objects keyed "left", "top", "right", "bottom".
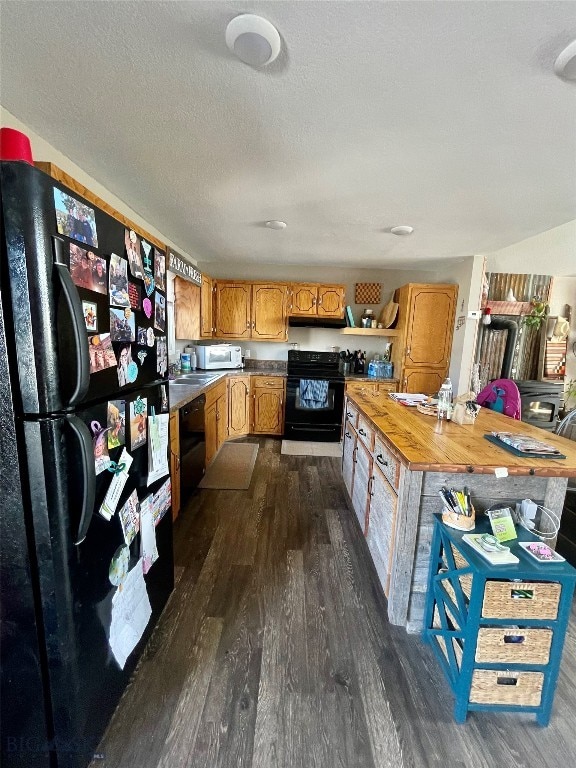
[
  {"left": 359, "top": 428, "right": 366, "bottom": 437},
  {"left": 352, "top": 447, "right": 358, "bottom": 464},
  {"left": 376, "top": 454, "right": 388, "bottom": 467}
]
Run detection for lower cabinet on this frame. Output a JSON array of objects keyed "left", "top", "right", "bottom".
[
  {"left": 351, "top": 438, "right": 371, "bottom": 535},
  {"left": 342, "top": 424, "right": 357, "bottom": 499},
  {"left": 366, "top": 465, "right": 397, "bottom": 596},
  {"left": 251, "top": 376, "right": 285, "bottom": 435},
  {"left": 169, "top": 411, "right": 181, "bottom": 520},
  {"left": 345, "top": 380, "right": 399, "bottom": 398},
  {"left": 205, "top": 379, "right": 228, "bottom": 466},
  {"left": 228, "top": 375, "right": 250, "bottom": 438},
  {"left": 402, "top": 367, "right": 444, "bottom": 395}
]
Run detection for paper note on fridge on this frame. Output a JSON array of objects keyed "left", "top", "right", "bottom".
[
  {"left": 99, "top": 449, "right": 133, "bottom": 520},
  {"left": 109, "top": 559, "right": 152, "bottom": 669},
  {"left": 147, "top": 412, "right": 169, "bottom": 485},
  {"left": 140, "top": 495, "right": 158, "bottom": 574}
]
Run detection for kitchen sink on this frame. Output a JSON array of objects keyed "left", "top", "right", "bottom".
[{"left": 170, "top": 374, "right": 221, "bottom": 385}]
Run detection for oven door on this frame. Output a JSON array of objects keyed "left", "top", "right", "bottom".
[{"left": 284, "top": 376, "right": 344, "bottom": 442}]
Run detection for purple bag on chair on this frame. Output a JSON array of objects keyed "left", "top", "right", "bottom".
[{"left": 476, "top": 379, "right": 522, "bottom": 420}]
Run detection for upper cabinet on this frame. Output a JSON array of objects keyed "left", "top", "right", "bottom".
[
  {"left": 174, "top": 276, "right": 201, "bottom": 340},
  {"left": 392, "top": 283, "right": 458, "bottom": 394},
  {"left": 289, "top": 283, "right": 345, "bottom": 318},
  {"left": 200, "top": 273, "right": 214, "bottom": 338},
  {"left": 215, "top": 281, "right": 289, "bottom": 341}
]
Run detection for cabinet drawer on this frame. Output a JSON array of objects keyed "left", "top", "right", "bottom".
[
  {"left": 469, "top": 670, "right": 544, "bottom": 707},
  {"left": 344, "top": 398, "right": 359, "bottom": 429},
  {"left": 356, "top": 415, "right": 374, "bottom": 452},
  {"left": 253, "top": 376, "right": 284, "bottom": 388},
  {"left": 204, "top": 378, "right": 227, "bottom": 409},
  {"left": 475, "top": 628, "right": 552, "bottom": 665},
  {"left": 373, "top": 437, "right": 399, "bottom": 490},
  {"left": 482, "top": 581, "right": 561, "bottom": 620}
]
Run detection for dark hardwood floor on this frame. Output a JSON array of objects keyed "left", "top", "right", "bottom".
[{"left": 94, "top": 438, "right": 576, "bottom": 768}]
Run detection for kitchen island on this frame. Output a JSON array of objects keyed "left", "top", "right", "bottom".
[{"left": 343, "top": 390, "right": 576, "bottom": 633}]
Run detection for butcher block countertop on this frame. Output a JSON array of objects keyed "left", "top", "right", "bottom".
[{"left": 347, "top": 390, "right": 576, "bottom": 477}]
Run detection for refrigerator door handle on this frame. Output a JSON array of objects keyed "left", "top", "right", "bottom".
[
  {"left": 66, "top": 414, "right": 96, "bottom": 545},
  {"left": 53, "top": 242, "right": 90, "bottom": 408}
]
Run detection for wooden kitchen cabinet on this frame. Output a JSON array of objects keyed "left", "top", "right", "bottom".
[
  {"left": 200, "top": 273, "right": 214, "bottom": 338},
  {"left": 169, "top": 411, "right": 181, "bottom": 520},
  {"left": 215, "top": 281, "right": 289, "bottom": 341},
  {"left": 345, "top": 380, "right": 398, "bottom": 398},
  {"left": 205, "top": 379, "right": 228, "bottom": 466},
  {"left": 392, "top": 283, "right": 457, "bottom": 394},
  {"left": 174, "top": 276, "right": 201, "bottom": 340},
  {"left": 289, "top": 283, "right": 345, "bottom": 318},
  {"left": 228, "top": 375, "right": 250, "bottom": 438},
  {"left": 251, "top": 376, "right": 285, "bottom": 435},
  {"left": 366, "top": 464, "right": 397, "bottom": 597}
]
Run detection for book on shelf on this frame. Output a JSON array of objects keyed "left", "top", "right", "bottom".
[{"left": 345, "top": 305, "right": 355, "bottom": 327}]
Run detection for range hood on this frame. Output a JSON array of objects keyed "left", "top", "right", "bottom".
[{"left": 288, "top": 316, "right": 347, "bottom": 329}]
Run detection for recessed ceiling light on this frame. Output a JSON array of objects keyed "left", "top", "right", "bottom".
[
  {"left": 265, "top": 220, "right": 287, "bottom": 230},
  {"left": 554, "top": 40, "right": 576, "bottom": 81},
  {"left": 226, "top": 14, "right": 281, "bottom": 67},
  {"left": 390, "top": 225, "right": 414, "bottom": 236}
]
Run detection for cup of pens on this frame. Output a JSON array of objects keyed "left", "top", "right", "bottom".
[{"left": 440, "top": 486, "right": 476, "bottom": 531}]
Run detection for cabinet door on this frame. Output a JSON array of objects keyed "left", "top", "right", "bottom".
[
  {"left": 228, "top": 376, "right": 250, "bottom": 438},
  {"left": 174, "top": 276, "right": 201, "bottom": 340},
  {"left": 251, "top": 378, "right": 285, "bottom": 435},
  {"left": 317, "top": 285, "right": 345, "bottom": 317},
  {"left": 200, "top": 274, "right": 213, "bottom": 338},
  {"left": 366, "top": 466, "right": 397, "bottom": 597},
  {"left": 215, "top": 282, "right": 251, "bottom": 339},
  {"left": 205, "top": 401, "right": 218, "bottom": 466},
  {"left": 404, "top": 285, "right": 457, "bottom": 368},
  {"left": 351, "top": 439, "right": 371, "bottom": 535},
  {"left": 342, "top": 426, "right": 357, "bottom": 499},
  {"left": 251, "top": 283, "right": 288, "bottom": 340},
  {"left": 169, "top": 411, "right": 180, "bottom": 520},
  {"left": 402, "top": 367, "right": 444, "bottom": 395},
  {"left": 216, "top": 393, "right": 228, "bottom": 450},
  {"left": 290, "top": 284, "right": 318, "bottom": 316}
]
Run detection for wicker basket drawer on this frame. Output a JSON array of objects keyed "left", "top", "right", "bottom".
[
  {"left": 357, "top": 415, "right": 375, "bottom": 451},
  {"left": 475, "top": 628, "right": 553, "bottom": 665},
  {"left": 373, "top": 437, "right": 399, "bottom": 489},
  {"left": 469, "top": 670, "right": 544, "bottom": 707},
  {"left": 482, "top": 581, "right": 561, "bottom": 620},
  {"left": 447, "top": 545, "right": 472, "bottom": 598},
  {"left": 344, "top": 398, "right": 359, "bottom": 429}
]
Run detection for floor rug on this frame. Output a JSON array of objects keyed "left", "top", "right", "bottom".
[
  {"left": 198, "top": 442, "right": 259, "bottom": 489},
  {"left": 281, "top": 440, "right": 342, "bottom": 457}
]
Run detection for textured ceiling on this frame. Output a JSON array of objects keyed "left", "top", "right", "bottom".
[{"left": 1, "top": 1, "right": 575, "bottom": 270}]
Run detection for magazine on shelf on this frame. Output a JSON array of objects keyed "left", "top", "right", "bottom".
[{"left": 490, "top": 432, "right": 563, "bottom": 456}]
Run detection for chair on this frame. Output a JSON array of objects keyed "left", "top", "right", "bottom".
[
  {"left": 555, "top": 409, "right": 576, "bottom": 439},
  {"left": 555, "top": 409, "right": 576, "bottom": 564}
]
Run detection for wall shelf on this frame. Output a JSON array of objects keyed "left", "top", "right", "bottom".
[{"left": 340, "top": 328, "right": 400, "bottom": 337}]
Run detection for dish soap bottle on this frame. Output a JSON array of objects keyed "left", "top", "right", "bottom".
[{"left": 437, "top": 377, "right": 453, "bottom": 421}]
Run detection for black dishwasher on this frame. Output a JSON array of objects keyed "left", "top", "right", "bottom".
[{"left": 179, "top": 394, "right": 206, "bottom": 495}]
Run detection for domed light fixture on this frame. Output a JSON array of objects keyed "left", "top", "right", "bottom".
[
  {"left": 265, "top": 220, "right": 287, "bottom": 230},
  {"left": 554, "top": 39, "right": 576, "bottom": 81},
  {"left": 390, "top": 225, "right": 414, "bottom": 236},
  {"left": 226, "top": 14, "right": 281, "bottom": 67}
]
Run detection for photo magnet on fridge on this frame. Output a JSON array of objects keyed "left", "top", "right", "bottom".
[
  {"left": 109, "top": 307, "right": 135, "bottom": 342},
  {"left": 154, "top": 248, "right": 166, "bottom": 292},
  {"left": 130, "top": 396, "right": 148, "bottom": 450},
  {"left": 157, "top": 336, "right": 167, "bottom": 377},
  {"left": 117, "top": 344, "right": 137, "bottom": 386},
  {"left": 154, "top": 292, "right": 166, "bottom": 332},
  {"left": 53, "top": 187, "right": 98, "bottom": 247},
  {"left": 125, "top": 228, "right": 144, "bottom": 279},
  {"left": 88, "top": 333, "right": 117, "bottom": 373},
  {"left": 107, "top": 400, "right": 126, "bottom": 449},
  {"left": 83, "top": 301, "right": 97, "bottom": 332},
  {"left": 128, "top": 281, "right": 141, "bottom": 310},
  {"left": 109, "top": 253, "right": 130, "bottom": 307}
]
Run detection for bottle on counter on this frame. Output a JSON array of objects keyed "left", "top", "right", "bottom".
[
  {"left": 437, "top": 377, "right": 453, "bottom": 421},
  {"left": 361, "top": 309, "right": 374, "bottom": 328},
  {"left": 190, "top": 347, "right": 197, "bottom": 371}
]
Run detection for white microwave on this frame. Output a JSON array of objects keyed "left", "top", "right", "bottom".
[{"left": 195, "top": 344, "right": 243, "bottom": 370}]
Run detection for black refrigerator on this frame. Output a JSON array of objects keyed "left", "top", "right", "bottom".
[{"left": 0, "top": 161, "right": 174, "bottom": 768}]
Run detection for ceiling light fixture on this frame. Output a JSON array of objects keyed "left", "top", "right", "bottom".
[
  {"left": 390, "top": 225, "right": 414, "bottom": 236},
  {"left": 554, "top": 40, "right": 576, "bottom": 81},
  {"left": 265, "top": 220, "right": 287, "bottom": 230},
  {"left": 226, "top": 14, "right": 281, "bottom": 67}
]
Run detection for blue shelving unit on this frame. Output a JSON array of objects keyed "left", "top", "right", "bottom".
[{"left": 422, "top": 514, "right": 576, "bottom": 725}]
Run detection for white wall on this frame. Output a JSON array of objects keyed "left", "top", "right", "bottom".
[
  {"left": 1, "top": 107, "right": 197, "bottom": 263},
  {"left": 486, "top": 221, "right": 576, "bottom": 277}
]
